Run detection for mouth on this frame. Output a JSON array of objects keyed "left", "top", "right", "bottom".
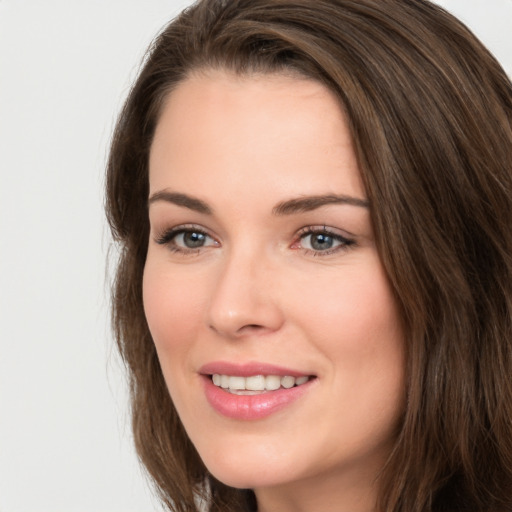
[
  {"left": 209, "top": 374, "right": 313, "bottom": 395},
  {"left": 199, "top": 362, "right": 317, "bottom": 420}
]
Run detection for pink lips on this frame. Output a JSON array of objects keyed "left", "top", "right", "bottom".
[{"left": 199, "top": 361, "right": 315, "bottom": 421}]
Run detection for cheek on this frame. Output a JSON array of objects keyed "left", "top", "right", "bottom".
[
  {"left": 142, "top": 260, "right": 205, "bottom": 358},
  {"left": 291, "top": 259, "right": 402, "bottom": 348},
  {"left": 290, "top": 258, "right": 405, "bottom": 411}
]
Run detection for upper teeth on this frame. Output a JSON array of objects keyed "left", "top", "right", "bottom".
[{"left": 212, "top": 374, "right": 309, "bottom": 392}]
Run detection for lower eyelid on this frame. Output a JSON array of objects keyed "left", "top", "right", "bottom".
[
  {"left": 155, "top": 225, "right": 209, "bottom": 243},
  {"left": 295, "top": 229, "right": 356, "bottom": 254},
  {"left": 154, "top": 226, "right": 221, "bottom": 255}
]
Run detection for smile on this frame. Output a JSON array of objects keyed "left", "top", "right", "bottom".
[
  {"left": 211, "top": 374, "right": 311, "bottom": 394},
  {"left": 199, "top": 362, "right": 317, "bottom": 420}
]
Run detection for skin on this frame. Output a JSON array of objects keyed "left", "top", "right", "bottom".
[{"left": 143, "top": 69, "right": 405, "bottom": 512}]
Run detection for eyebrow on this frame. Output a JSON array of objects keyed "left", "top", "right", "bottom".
[
  {"left": 272, "top": 194, "right": 369, "bottom": 215},
  {"left": 148, "top": 191, "right": 212, "bottom": 214},
  {"left": 148, "top": 190, "right": 369, "bottom": 215}
]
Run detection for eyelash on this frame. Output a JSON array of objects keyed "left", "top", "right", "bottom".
[
  {"left": 155, "top": 224, "right": 215, "bottom": 255},
  {"left": 295, "top": 226, "right": 356, "bottom": 256},
  {"left": 154, "top": 225, "right": 356, "bottom": 257}
]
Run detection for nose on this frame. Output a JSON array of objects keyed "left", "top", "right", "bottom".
[{"left": 206, "top": 247, "right": 285, "bottom": 339}]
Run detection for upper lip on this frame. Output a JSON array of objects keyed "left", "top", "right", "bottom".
[{"left": 199, "top": 361, "right": 314, "bottom": 378}]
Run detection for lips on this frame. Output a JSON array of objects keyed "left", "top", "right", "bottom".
[
  {"left": 199, "top": 361, "right": 316, "bottom": 420},
  {"left": 212, "top": 374, "right": 310, "bottom": 393}
]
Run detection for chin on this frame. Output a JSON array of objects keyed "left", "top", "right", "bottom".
[
  {"left": 206, "top": 462, "right": 293, "bottom": 490},
  {"left": 197, "top": 440, "right": 302, "bottom": 490}
]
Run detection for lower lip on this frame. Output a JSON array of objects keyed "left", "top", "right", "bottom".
[{"left": 202, "top": 376, "right": 314, "bottom": 420}]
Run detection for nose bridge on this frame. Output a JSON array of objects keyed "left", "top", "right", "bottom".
[{"left": 206, "top": 242, "right": 283, "bottom": 338}]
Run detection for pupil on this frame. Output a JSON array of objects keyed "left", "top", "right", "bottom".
[
  {"left": 183, "top": 232, "right": 205, "bottom": 248},
  {"left": 311, "top": 233, "right": 333, "bottom": 250}
]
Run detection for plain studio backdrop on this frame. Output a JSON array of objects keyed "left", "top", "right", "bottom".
[{"left": 0, "top": 1, "right": 510, "bottom": 511}]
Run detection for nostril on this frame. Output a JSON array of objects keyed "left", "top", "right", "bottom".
[
  {"left": 207, "top": 292, "right": 285, "bottom": 337},
  {"left": 237, "top": 324, "right": 266, "bottom": 334}
]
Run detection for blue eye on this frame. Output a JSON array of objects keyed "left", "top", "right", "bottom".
[
  {"left": 302, "top": 232, "right": 338, "bottom": 251},
  {"left": 156, "top": 226, "right": 217, "bottom": 252},
  {"left": 299, "top": 228, "right": 354, "bottom": 255},
  {"left": 175, "top": 231, "right": 210, "bottom": 248}
]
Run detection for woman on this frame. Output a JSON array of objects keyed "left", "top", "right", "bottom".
[{"left": 105, "top": 1, "right": 512, "bottom": 511}]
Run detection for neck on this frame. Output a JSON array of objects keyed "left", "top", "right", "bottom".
[{"left": 254, "top": 462, "right": 381, "bottom": 512}]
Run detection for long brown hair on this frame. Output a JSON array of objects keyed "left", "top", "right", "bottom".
[{"left": 105, "top": 1, "right": 512, "bottom": 510}]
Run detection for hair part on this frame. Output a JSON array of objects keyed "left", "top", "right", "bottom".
[{"left": 106, "top": 1, "right": 512, "bottom": 510}]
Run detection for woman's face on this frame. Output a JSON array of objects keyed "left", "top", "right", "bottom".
[{"left": 144, "top": 70, "right": 405, "bottom": 508}]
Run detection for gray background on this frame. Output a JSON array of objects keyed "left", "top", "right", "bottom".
[{"left": 1, "top": 1, "right": 510, "bottom": 510}]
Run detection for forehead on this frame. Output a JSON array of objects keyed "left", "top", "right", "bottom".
[{"left": 149, "top": 69, "right": 365, "bottom": 205}]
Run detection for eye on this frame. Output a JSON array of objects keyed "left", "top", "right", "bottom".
[
  {"left": 296, "top": 227, "right": 355, "bottom": 255},
  {"left": 302, "top": 232, "right": 338, "bottom": 251},
  {"left": 175, "top": 230, "right": 211, "bottom": 249},
  {"left": 155, "top": 225, "right": 218, "bottom": 253}
]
